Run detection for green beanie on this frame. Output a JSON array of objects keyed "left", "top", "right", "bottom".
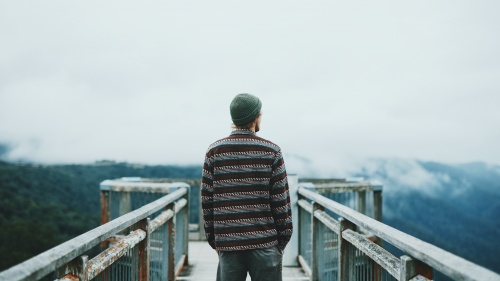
[{"left": 230, "top": 93, "right": 262, "bottom": 126}]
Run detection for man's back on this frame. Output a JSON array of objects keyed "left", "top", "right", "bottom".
[{"left": 202, "top": 129, "right": 292, "bottom": 252}]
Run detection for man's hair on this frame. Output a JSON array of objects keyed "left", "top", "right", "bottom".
[{"left": 232, "top": 113, "right": 261, "bottom": 130}]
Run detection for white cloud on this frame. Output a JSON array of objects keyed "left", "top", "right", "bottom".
[{"left": 1, "top": 1, "right": 499, "bottom": 165}]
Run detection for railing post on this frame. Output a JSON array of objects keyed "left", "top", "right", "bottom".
[
  {"left": 55, "top": 255, "right": 89, "bottom": 281},
  {"left": 296, "top": 193, "right": 307, "bottom": 273},
  {"left": 168, "top": 204, "right": 176, "bottom": 281},
  {"left": 357, "top": 191, "right": 366, "bottom": 215},
  {"left": 371, "top": 183, "right": 384, "bottom": 280},
  {"left": 160, "top": 209, "right": 169, "bottom": 280},
  {"left": 100, "top": 190, "right": 110, "bottom": 225},
  {"left": 183, "top": 187, "right": 190, "bottom": 267},
  {"left": 373, "top": 188, "right": 383, "bottom": 246},
  {"left": 284, "top": 175, "right": 299, "bottom": 266},
  {"left": 400, "top": 255, "right": 434, "bottom": 280},
  {"left": 137, "top": 218, "right": 150, "bottom": 281},
  {"left": 100, "top": 188, "right": 110, "bottom": 250},
  {"left": 400, "top": 255, "right": 416, "bottom": 281},
  {"left": 310, "top": 201, "right": 323, "bottom": 281},
  {"left": 373, "top": 188, "right": 383, "bottom": 223},
  {"left": 338, "top": 218, "right": 355, "bottom": 281},
  {"left": 119, "top": 191, "right": 131, "bottom": 217}
]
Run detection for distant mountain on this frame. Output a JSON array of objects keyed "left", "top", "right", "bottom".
[{"left": 352, "top": 159, "right": 500, "bottom": 275}]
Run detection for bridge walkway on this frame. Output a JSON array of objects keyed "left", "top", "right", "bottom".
[{"left": 177, "top": 241, "right": 308, "bottom": 281}]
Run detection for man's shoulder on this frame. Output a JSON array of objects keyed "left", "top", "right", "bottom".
[
  {"left": 205, "top": 134, "right": 281, "bottom": 153},
  {"left": 254, "top": 135, "right": 281, "bottom": 152},
  {"left": 206, "top": 136, "right": 231, "bottom": 152}
]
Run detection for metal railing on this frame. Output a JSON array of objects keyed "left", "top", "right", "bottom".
[
  {"left": 0, "top": 180, "right": 190, "bottom": 281},
  {"left": 3, "top": 177, "right": 500, "bottom": 281},
  {"left": 297, "top": 180, "right": 500, "bottom": 281}
]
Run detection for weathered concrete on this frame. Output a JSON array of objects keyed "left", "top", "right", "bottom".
[
  {"left": 0, "top": 187, "right": 188, "bottom": 281},
  {"left": 298, "top": 186, "right": 500, "bottom": 281},
  {"left": 86, "top": 229, "right": 146, "bottom": 280},
  {"left": 342, "top": 229, "right": 400, "bottom": 279}
]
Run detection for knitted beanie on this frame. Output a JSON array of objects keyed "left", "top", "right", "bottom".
[{"left": 230, "top": 93, "right": 262, "bottom": 126}]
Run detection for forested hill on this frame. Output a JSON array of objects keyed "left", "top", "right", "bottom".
[{"left": 0, "top": 160, "right": 201, "bottom": 271}]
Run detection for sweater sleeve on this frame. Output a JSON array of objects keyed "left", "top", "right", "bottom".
[
  {"left": 201, "top": 153, "right": 216, "bottom": 249},
  {"left": 269, "top": 149, "right": 293, "bottom": 252}
]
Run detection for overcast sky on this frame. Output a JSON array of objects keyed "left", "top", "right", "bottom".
[{"left": 1, "top": 1, "right": 499, "bottom": 176}]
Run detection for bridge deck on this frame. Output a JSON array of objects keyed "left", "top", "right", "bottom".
[{"left": 178, "top": 241, "right": 308, "bottom": 281}]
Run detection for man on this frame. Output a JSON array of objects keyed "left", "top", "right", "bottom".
[{"left": 201, "top": 93, "right": 293, "bottom": 281}]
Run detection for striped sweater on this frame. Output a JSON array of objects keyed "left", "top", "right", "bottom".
[{"left": 201, "top": 129, "right": 293, "bottom": 252}]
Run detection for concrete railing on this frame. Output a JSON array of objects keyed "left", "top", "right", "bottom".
[
  {"left": 297, "top": 181, "right": 500, "bottom": 281},
  {"left": 0, "top": 180, "right": 190, "bottom": 281},
  {"left": 2, "top": 177, "right": 500, "bottom": 281}
]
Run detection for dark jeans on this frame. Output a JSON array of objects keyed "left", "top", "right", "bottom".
[{"left": 216, "top": 246, "right": 283, "bottom": 281}]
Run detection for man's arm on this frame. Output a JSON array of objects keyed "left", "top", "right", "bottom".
[
  {"left": 201, "top": 153, "right": 216, "bottom": 249},
  {"left": 270, "top": 149, "right": 293, "bottom": 252}
]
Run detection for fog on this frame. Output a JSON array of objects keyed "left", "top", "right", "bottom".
[{"left": 1, "top": 1, "right": 499, "bottom": 175}]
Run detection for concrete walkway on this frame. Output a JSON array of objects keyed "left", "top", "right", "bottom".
[{"left": 177, "top": 241, "right": 308, "bottom": 281}]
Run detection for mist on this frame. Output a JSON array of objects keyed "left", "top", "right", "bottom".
[{"left": 1, "top": 1, "right": 499, "bottom": 167}]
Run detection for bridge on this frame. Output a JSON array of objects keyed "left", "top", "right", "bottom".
[{"left": 1, "top": 177, "right": 499, "bottom": 281}]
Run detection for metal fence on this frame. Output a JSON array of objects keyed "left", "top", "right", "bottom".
[
  {"left": 297, "top": 180, "right": 500, "bottom": 281},
  {"left": 0, "top": 180, "right": 190, "bottom": 281},
  {"left": 3, "top": 177, "right": 500, "bottom": 281},
  {"left": 100, "top": 178, "right": 204, "bottom": 239}
]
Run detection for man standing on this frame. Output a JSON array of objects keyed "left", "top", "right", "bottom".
[{"left": 201, "top": 93, "right": 293, "bottom": 281}]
